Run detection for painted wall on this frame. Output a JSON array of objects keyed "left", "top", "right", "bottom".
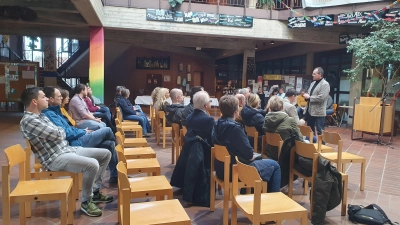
[{"left": 104, "top": 46, "right": 215, "bottom": 104}]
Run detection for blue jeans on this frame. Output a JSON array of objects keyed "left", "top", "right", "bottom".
[
  {"left": 79, "top": 127, "right": 118, "bottom": 178},
  {"left": 124, "top": 114, "right": 148, "bottom": 135},
  {"left": 94, "top": 107, "right": 116, "bottom": 133},
  {"left": 47, "top": 147, "right": 111, "bottom": 202},
  {"left": 249, "top": 159, "right": 281, "bottom": 192},
  {"left": 297, "top": 106, "right": 304, "bottom": 119},
  {"left": 76, "top": 120, "right": 106, "bottom": 131},
  {"left": 306, "top": 115, "right": 325, "bottom": 136}
]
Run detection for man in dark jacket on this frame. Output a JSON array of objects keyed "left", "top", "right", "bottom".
[
  {"left": 165, "top": 88, "right": 185, "bottom": 127},
  {"left": 181, "top": 86, "right": 203, "bottom": 126},
  {"left": 41, "top": 86, "right": 119, "bottom": 183}
]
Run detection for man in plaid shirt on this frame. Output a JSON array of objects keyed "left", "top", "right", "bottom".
[{"left": 20, "top": 87, "right": 113, "bottom": 217}]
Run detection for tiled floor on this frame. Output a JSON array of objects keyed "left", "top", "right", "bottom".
[{"left": 0, "top": 112, "right": 399, "bottom": 225}]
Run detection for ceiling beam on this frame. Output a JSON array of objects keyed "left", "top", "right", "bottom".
[
  {"left": 0, "top": 0, "right": 77, "bottom": 11},
  {"left": 126, "top": 43, "right": 214, "bottom": 59},
  {"left": 71, "top": 0, "right": 103, "bottom": 26},
  {"left": 37, "top": 11, "right": 87, "bottom": 26}
]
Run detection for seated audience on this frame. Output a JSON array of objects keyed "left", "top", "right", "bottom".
[
  {"left": 257, "top": 87, "right": 266, "bottom": 109},
  {"left": 42, "top": 87, "right": 118, "bottom": 183},
  {"left": 170, "top": 91, "right": 215, "bottom": 207},
  {"left": 20, "top": 87, "right": 113, "bottom": 217},
  {"left": 241, "top": 93, "right": 265, "bottom": 151},
  {"left": 326, "top": 94, "right": 334, "bottom": 115},
  {"left": 296, "top": 89, "right": 307, "bottom": 119},
  {"left": 181, "top": 86, "right": 203, "bottom": 125},
  {"left": 69, "top": 84, "right": 106, "bottom": 130},
  {"left": 238, "top": 88, "right": 250, "bottom": 101},
  {"left": 283, "top": 89, "right": 304, "bottom": 125},
  {"left": 116, "top": 88, "right": 151, "bottom": 137},
  {"left": 113, "top": 86, "right": 124, "bottom": 107},
  {"left": 263, "top": 96, "right": 304, "bottom": 160},
  {"left": 212, "top": 95, "right": 281, "bottom": 192},
  {"left": 234, "top": 93, "right": 246, "bottom": 126},
  {"left": 277, "top": 87, "right": 286, "bottom": 99},
  {"left": 156, "top": 88, "right": 170, "bottom": 111},
  {"left": 165, "top": 88, "right": 185, "bottom": 127},
  {"left": 59, "top": 89, "right": 75, "bottom": 126},
  {"left": 151, "top": 87, "right": 161, "bottom": 109},
  {"left": 85, "top": 87, "right": 116, "bottom": 133}
]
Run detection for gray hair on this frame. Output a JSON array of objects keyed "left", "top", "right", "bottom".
[
  {"left": 315, "top": 67, "right": 324, "bottom": 76},
  {"left": 268, "top": 95, "right": 284, "bottom": 112},
  {"left": 238, "top": 88, "right": 248, "bottom": 95},
  {"left": 193, "top": 91, "right": 210, "bottom": 110}
]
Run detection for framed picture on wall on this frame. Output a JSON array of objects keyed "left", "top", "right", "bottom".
[
  {"left": 136, "top": 57, "right": 170, "bottom": 70},
  {"left": 187, "top": 73, "right": 191, "bottom": 81},
  {"left": 187, "top": 64, "right": 191, "bottom": 72},
  {"left": 164, "top": 75, "right": 171, "bottom": 82},
  {"left": 179, "top": 63, "right": 184, "bottom": 72}
]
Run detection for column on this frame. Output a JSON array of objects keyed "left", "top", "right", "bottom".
[
  {"left": 305, "top": 52, "right": 314, "bottom": 76},
  {"left": 89, "top": 27, "right": 104, "bottom": 102},
  {"left": 42, "top": 37, "right": 57, "bottom": 86},
  {"left": 242, "top": 49, "right": 255, "bottom": 88},
  {"left": 348, "top": 54, "right": 362, "bottom": 125}
]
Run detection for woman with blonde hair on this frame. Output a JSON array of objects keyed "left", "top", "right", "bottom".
[
  {"left": 240, "top": 93, "right": 265, "bottom": 151},
  {"left": 151, "top": 87, "right": 161, "bottom": 107},
  {"left": 156, "top": 88, "right": 170, "bottom": 111}
]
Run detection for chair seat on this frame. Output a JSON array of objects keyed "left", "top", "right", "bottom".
[
  {"left": 124, "top": 147, "right": 156, "bottom": 159},
  {"left": 235, "top": 192, "right": 306, "bottom": 216},
  {"left": 120, "top": 124, "right": 142, "bottom": 130},
  {"left": 122, "top": 121, "right": 139, "bottom": 125},
  {"left": 321, "top": 152, "right": 365, "bottom": 162},
  {"left": 10, "top": 178, "right": 73, "bottom": 199},
  {"left": 126, "top": 158, "right": 160, "bottom": 175},
  {"left": 313, "top": 143, "right": 334, "bottom": 152},
  {"left": 124, "top": 138, "right": 148, "bottom": 147},
  {"left": 128, "top": 176, "right": 172, "bottom": 197},
  {"left": 129, "top": 199, "right": 191, "bottom": 225}
]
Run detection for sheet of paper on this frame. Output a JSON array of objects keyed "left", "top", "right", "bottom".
[
  {"left": 289, "top": 76, "right": 296, "bottom": 86},
  {"left": 22, "top": 71, "right": 34, "bottom": 79},
  {"left": 9, "top": 65, "right": 18, "bottom": 71},
  {"left": 0, "top": 76, "right": 5, "bottom": 84},
  {"left": 296, "top": 77, "right": 303, "bottom": 92},
  {"left": 284, "top": 75, "right": 290, "bottom": 83}
]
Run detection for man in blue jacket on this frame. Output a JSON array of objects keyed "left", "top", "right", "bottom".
[{"left": 41, "top": 87, "right": 118, "bottom": 184}]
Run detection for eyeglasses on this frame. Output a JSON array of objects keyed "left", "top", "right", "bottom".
[{"left": 209, "top": 100, "right": 212, "bottom": 103}]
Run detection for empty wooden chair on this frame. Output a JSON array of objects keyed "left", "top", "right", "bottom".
[
  {"left": 115, "top": 130, "right": 148, "bottom": 148},
  {"left": 210, "top": 145, "right": 248, "bottom": 225},
  {"left": 288, "top": 141, "right": 348, "bottom": 217},
  {"left": 115, "top": 134, "right": 156, "bottom": 159},
  {"left": 231, "top": 158, "right": 308, "bottom": 225},
  {"left": 262, "top": 132, "right": 283, "bottom": 160},
  {"left": 117, "top": 162, "right": 191, "bottom": 225},
  {"left": 245, "top": 126, "right": 259, "bottom": 153},
  {"left": 3, "top": 144, "right": 74, "bottom": 225},
  {"left": 115, "top": 118, "right": 142, "bottom": 137},
  {"left": 171, "top": 123, "right": 180, "bottom": 164},
  {"left": 116, "top": 145, "right": 161, "bottom": 176},
  {"left": 318, "top": 131, "right": 365, "bottom": 191},
  {"left": 299, "top": 124, "right": 334, "bottom": 152},
  {"left": 157, "top": 111, "right": 172, "bottom": 148}
]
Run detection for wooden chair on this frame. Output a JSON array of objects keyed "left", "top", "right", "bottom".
[
  {"left": 262, "top": 132, "right": 283, "bottom": 160},
  {"left": 318, "top": 131, "right": 365, "bottom": 191},
  {"left": 117, "top": 163, "right": 191, "bottom": 225},
  {"left": 157, "top": 111, "right": 172, "bottom": 148},
  {"left": 245, "top": 126, "right": 259, "bottom": 153},
  {"left": 171, "top": 123, "right": 181, "bottom": 164},
  {"left": 288, "top": 141, "right": 348, "bottom": 217},
  {"left": 116, "top": 107, "right": 139, "bottom": 125},
  {"left": 3, "top": 144, "right": 74, "bottom": 225},
  {"left": 115, "top": 130, "right": 148, "bottom": 148},
  {"left": 116, "top": 145, "right": 161, "bottom": 176},
  {"left": 150, "top": 102, "right": 156, "bottom": 133},
  {"left": 231, "top": 159, "right": 308, "bottom": 225},
  {"left": 116, "top": 162, "right": 173, "bottom": 224},
  {"left": 115, "top": 118, "right": 142, "bottom": 138},
  {"left": 115, "top": 133, "right": 156, "bottom": 159},
  {"left": 298, "top": 125, "right": 334, "bottom": 152},
  {"left": 326, "top": 103, "right": 339, "bottom": 127},
  {"left": 210, "top": 145, "right": 248, "bottom": 225}
]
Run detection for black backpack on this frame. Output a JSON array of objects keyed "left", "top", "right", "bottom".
[{"left": 348, "top": 204, "right": 398, "bottom": 225}]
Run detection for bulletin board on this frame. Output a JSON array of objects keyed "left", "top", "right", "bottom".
[{"left": 0, "top": 61, "right": 39, "bottom": 111}]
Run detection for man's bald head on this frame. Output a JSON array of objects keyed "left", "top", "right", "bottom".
[
  {"left": 235, "top": 94, "right": 245, "bottom": 107},
  {"left": 170, "top": 88, "right": 184, "bottom": 104}
]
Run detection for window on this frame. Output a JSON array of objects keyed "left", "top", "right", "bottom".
[
  {"left": 56, "top": 38, "right": 79, "bottom": 68},
  {"left": 23, "top": 36, "right": 43, "bottom": 67}
]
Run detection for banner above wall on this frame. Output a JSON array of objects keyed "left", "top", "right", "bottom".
[{"left": 302, "top": 0, "right": 382, "bottom": 8}]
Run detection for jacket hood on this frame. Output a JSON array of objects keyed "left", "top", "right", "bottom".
[
  {"left": 213, "top": 117, "right": 238, "bottom": 144},
  {"left": 241, "top": 105, "right": 259, "bottom": 121},
  {"left": 264, "top": 112, "right": 288, "bottom": 129}
]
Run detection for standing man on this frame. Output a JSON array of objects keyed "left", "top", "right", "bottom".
[
  {"left": 165, "top": 88, "right": 185, "bottom": 127},
  {"left": 303, "top": 67, "right": 330, "bottom": 136},
  {"left": 20, "top": 87, "right": 113, "bottom": 217},
  {"left": 69, "top": 84, "right": 106, "bottom": 130}
]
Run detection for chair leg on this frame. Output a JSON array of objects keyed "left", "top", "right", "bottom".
[
  {"left": 171, "top": 140, "right": 175, "bottom": 164},
  {"left": 167, "top": 189, "right": 173, "bottom": 200},
  {"left": 276, "top": 220, "right": 282, "bottom": 225},
  {"left": 19, "top": 203, "right": 26, "bottom": 224},
  {"left": 301, "top": 211, "right": 308, "bottom": 225},
  {"left": 341, "top": 174, "right": 348, "bottom": 216},
  {"left": 163, "top": 130, "right": 166, "bottom": 149},
  {"left": 210, "top": 180, "right": 215, "bottom": 212},
  {"left": 303, "top": 180, "right": 308, "bottom": 195},
  {"left": 24, "top": 202, "right": 31, "bottom": 218},
  {"left": 360, "top": 160, "right": 366, "bottom": 191},
  {"left": 231, "top": 200, "right": 238, "bottom": 225},
  {"left": 2, "top": 196, "right": 10, "bottom": 225},
  {"left": 60, "top": 197, "right": 67, "bottom": 225},
  {"left": 288, "top": 172, "right": 294, "bottom": 198},
  {"left": 223, "top": 187, "right": 229, "bottom": 225},
  {"left": 68, "top": 187, "right": 74, "bottom": 224}
]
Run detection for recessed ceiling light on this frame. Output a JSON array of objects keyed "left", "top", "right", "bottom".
[{"left": 270, "top": 41, "right": 275, "bottom": 45}]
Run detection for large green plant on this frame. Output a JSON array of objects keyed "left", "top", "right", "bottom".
[
  {"left": 258, "top": 0, "right": 275, "bottom": 9},
  {"left": 169, "top": 0, "right": 183, "bottom": 8},
  {"left": 343, "top": 20, "right": 400, "bottom": 95}
]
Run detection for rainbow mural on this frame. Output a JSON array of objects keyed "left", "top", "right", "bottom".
[{"left": 89, "top": 27, "right": 104, "bottom": 103}]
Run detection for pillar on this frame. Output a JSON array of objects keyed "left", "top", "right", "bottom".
[
  {"left": 42, "top": 37, "right": 57, "bottom": 86},
  {"left": 248, "top": 0, "right": 257, "bottom": 8},
  {"left": 242, "top": 49, "right": 256, "bottom": 88},
  {"left": 89, "top": 27, "right": 104, "bottom": 102},
  {"left": 305, "top": 52, "right": 314, "bottom": 76},
  {"left": 348, "top": 54, "right": 362, "bottom": 124}
]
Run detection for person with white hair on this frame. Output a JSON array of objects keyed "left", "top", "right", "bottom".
[
  {"left": 238, "top": 88, "right": 250, "bottom": 100},
  {"left": 165, "top": 88, "right": 185, "bottom": 127}
]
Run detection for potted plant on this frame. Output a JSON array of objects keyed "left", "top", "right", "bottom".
[
  {"left": 257, "top": 0, "right": 275, "bottom": 9},
  {"left": 168, "top": 0, "right": 183, "bottom": 10}
]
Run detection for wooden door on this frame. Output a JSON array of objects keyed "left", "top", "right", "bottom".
[
  {"left": 146, "top": 74, "right": 162, "bottom": 95},
  {"left": 193, "top": 72, "right": 202, "bottom": 87}
]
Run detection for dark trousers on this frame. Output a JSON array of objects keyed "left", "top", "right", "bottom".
[{"left": 306, "top": 114, "right": 325, "bottom": 136}]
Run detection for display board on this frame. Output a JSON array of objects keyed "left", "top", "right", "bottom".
[{"left": 0, "top": 61, "right": 39, "bottom": 111}]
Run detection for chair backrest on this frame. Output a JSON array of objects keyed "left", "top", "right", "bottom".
[
  {"left": 116, "top": 161, "right": 131, "bottom": 225},
  {"left": 245, "top": 126, "right": 259, "bottom": 152},
  {"left": 115, "top": 144, "right": 127, "bottom": 164},
  {"left": 292, "top": 141, "right": 319, "bottom": 178},
  {"left": 298, "top": 125, "right": 314, "bottom": 144},
  {"left": 115, "top": 118, "right": 121, "bottom": 126},
  {"left": 171, "top": 123, "right": 180, "bottom": 142},
  {"left": 211, "top": 145, "right": 231, "bottom": 183},
  {"left": 4, "top": 144, "right": 27, "bottom": 181},
  {"left": 150, "top": 102, "right": 155, "bottom": 118},
  {"left": 158, "top": 111, "right": 166, "bottom": 128},
  {"left": 332, "top": 103, "right": 338, "bottom": 115},
  {"left": 263, "top": 132, "right": 283, "bottom": 159},
  {"left": 116, "top": 126, "right": 126, "bottom": 136},
  {"left": 182, "top": 125, "right": 187, "bottom": 137},
  {"left": 320, "top": 131, "right": 342, "bottom": 168},
  {"left": 116, "top": 107, "right": 124, "bottom": 122},
  {"left": 115, "top": 132, "right": 125, "bottom": 146}
]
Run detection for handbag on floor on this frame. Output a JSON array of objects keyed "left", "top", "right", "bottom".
[{"left": 348, "top": 204, "right": 398, "bottom": 225}]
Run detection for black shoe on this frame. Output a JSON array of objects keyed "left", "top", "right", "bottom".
[{"left": 109, "top": 177, "right": 118, "bottom": 184}]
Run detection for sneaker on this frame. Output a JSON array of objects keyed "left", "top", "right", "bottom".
[
  {"left": 92, "top": 192, "right": 114, "bottom": 203},
  {"left": 109, "top": 177, "right": 118, "bottom": 184},
  {"left": 81, "top": 201, "right": 102, "bottom": 217},
  {"left": 143, "top": 133, "right": 151, "bottom": 138}
]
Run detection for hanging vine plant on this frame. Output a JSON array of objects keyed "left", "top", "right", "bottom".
[{"left": 168, "top": 0, "right": 184, "bottom": 10}]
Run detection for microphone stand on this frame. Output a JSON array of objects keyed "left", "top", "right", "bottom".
[{"left": 369, "top": 92, "right": 394, "bottom": 148}]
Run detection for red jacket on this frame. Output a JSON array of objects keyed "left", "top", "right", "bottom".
[{"left": 84, "top": 97, "right": 98, "bottom": 112}]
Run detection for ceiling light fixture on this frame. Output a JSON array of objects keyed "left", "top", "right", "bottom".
[
  {"left": 255, "top": 45, "right": 258, "bottom": 50},
  {"left": 196, "top": 47, "right": 201, "bottom": 50},
  {"left": 270, "top": 41, "right": 275, "bottom": 45}
]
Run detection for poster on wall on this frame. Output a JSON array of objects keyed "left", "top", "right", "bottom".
[
  {"left": 177, "top": 76, "right": 181, "bottom": 85},
  {"left": 136, "top": 57, "right": 170, "bottom": 70},
  {"left": 257, "top": 76, "right": 263, "bottom": 83},
  {"left": 296, "top": 77, "right": 303, "bottom": 92},
  {"left": 302, "top": 0, "right": 381, "bottom": 8},
  {"left": 289, "top": 76, "right": 296, "bottom": 86},
  {"left": 187, "top": 73, "right": 191, "bottom": 81}
]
